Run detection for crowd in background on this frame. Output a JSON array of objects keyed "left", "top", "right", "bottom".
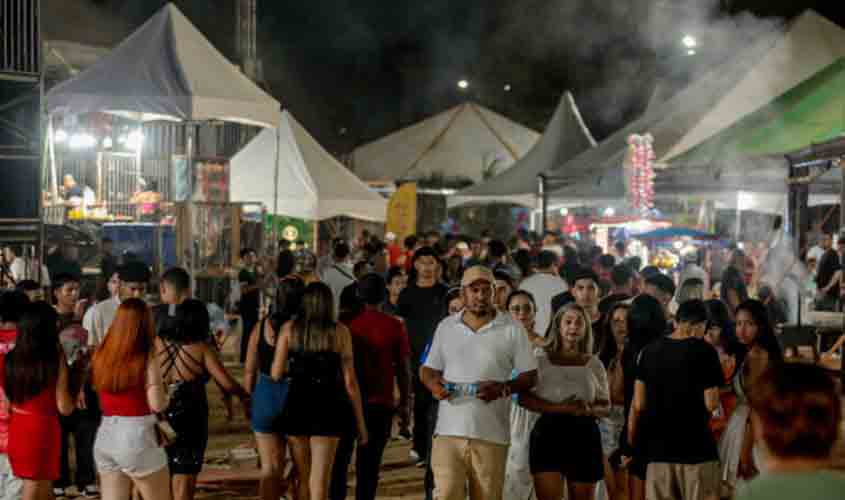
[{"left": 0, "top": 223, "right": 843, "bottom": 500}]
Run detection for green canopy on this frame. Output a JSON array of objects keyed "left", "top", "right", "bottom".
[{"left": 671, "top": 57, "right": 845, "bottom": 165}]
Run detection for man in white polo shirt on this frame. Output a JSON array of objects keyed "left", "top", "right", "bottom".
[{"left": 421, "top": 265, "right": 538, "bottom": 500}]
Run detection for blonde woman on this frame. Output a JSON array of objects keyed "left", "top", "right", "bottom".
[
  {"left": 271, "top": 282, "right": 368, "bottom": 500},
  {"left": 520, "top": 303, "right": 610, "bottom": 500}
]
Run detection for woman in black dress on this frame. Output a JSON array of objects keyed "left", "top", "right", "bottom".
[
  {"left": 271, "top": 282, "right": 368, "bottom": 500},
  {"left": 157, "top": 299, "right": 250, "bottom": 500}
]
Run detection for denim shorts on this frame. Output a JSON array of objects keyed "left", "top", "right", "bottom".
[
  {"left": 251, "top": 373, "right": 289, "bottom": 434},
  {"left": 599, "top": 405, "right": 626, "bottom": 456},
  {"left": 94, "top": 415, "right": 167, "bottom": 478}
]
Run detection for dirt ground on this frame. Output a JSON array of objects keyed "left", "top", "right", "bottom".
[{"left": 195, "top": 338, "right": 425, "bottom": 500}]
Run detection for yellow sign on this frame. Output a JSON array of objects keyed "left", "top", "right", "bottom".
[{"left": 386, "top": 182, "right": 417, "bottom": 242}]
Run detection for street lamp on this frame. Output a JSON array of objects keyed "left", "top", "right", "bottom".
[
  {"left": 682, "top": 35, "right": 697, "bottom": 48},
  {"left": 457, "top": 79, "right": 469, "bottom": 90},
  {"left": 504, "top": 84, "right": 512, "bottom": 92}
]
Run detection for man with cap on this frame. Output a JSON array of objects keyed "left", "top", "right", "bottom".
[
  {"left": 421, "top": 265, "right": 537, "bottom": 500},
  {"left": 85, "top": 261, "right": 151, "bottom": 346},
  {"left": 329, "top": 273, "right": 412, "bottom": 500},
  {"left": 644, "top": 273, "right": 677, "bottom": 319}
]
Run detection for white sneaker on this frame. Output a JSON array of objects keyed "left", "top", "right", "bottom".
[
  {"left": 409, "top": 449, "right": 420, "bottom": 462},
  {"left": 82, "top": 484, "right": 100, "bottom": 498}
]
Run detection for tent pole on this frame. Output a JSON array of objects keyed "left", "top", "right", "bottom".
[
  {"left": 537, "top": 174, "right": 547, "bottom": 233},
  {"left": 272, "top": 126, "right": 280, "bottom": 254},
  {"left": 186, "top": 122, "right": 196, "bottom": 292},
  {"left": 840, "top": 163, "right": 845, "bottom": 232}
]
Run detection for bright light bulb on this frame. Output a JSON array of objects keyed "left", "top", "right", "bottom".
[
  {"left": 126, "top": 130, "right": 144, "bottom": 151},
  {"left": 54, "top": 129, "right": 68, "bottom": 143},
  {"left": 559, "top": 207, "right": 569, "bottom": 216},
  {"left": 687, "top": 49, "right": 697, "bottom": 56},
  {"left": 682, "top": 35, "right": 697, "bottom": 48},
  {"left": 102, "top": 137, "right": 113, "bottom": 149},
  {"left": 673, "top": 240, "right": 684, "bottom": 250},
  {"left": 458, "top": 80, "right": 469, "bottom": 90},
  {"left": 604, "top": 207, "right": 615, "bottom": 217},
  {"left": 69, "top": 133, "right": 96, "bottom": 150},
  {"left": 504, "top": 84, "right": 512, "bottom": 92}
]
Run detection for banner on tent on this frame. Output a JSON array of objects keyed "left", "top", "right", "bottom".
[{"left": 387, "top": 182, "right": 417, "bottom": 242}]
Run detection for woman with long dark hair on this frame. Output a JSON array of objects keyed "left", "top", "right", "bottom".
[
  {"left": 271, "top": 282, "right": 368, "bottom": 500},
  {"left": 91, "top": 299, "right": 171, "bottom": 500},
  {"left": 619, "top": 294, "right": 666, "bottom": 500},
  {"left": 1, "top": 302, "right": 75, "bottom": 500},
  {"left": 520, "top": 303, "right": 610, "bottom": 500},
  {"left": 157, "top": 299, "right": 250, "bottom": 500},
  {"left": 503, "top": 290, "right": 543, "bottom": 500},
  {"left": 244, "top": 276, "right": 306, "bottom": 500},
  {"left": 718, "top": 299, "right": 783, "bottom": 492},
  {"left": 597, "top": 302, "right": 630, "bottom": 500}
]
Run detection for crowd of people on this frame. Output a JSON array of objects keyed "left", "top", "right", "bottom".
[{"left": 0, "top": 225, "right": 843, "bottom": 500}]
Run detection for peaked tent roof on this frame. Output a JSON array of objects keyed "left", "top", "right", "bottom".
[
  {"left": 547, "top": 11, "right": 845, "bottom": 204},
  {"left": 351, "top": 102, "right": 539, "bottom": 184},
  {"left": 662, "top": 11, "right": 845, "bottom": 162},
  {"left": 447, "top": 92, "right": 596, "bottom": 208},
  {"left": 230, "top": 111, "right": 387, "bottom": 222},
  {"left": 46, "top": 3, "right": 281, "bottom": 128}
]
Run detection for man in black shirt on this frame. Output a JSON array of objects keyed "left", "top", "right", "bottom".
[
  {"left": 629, "top": 300, "right": 722, "bottom": 500},
  {"left": 397, "top": 247, "right": 447, "bottom": 477},
  {"left": 815, "top": 233, "right": 840, "bottom": 311},
  {"left": 598, "top": 264, "right": 634, "bottom": 315},
  {"left": 239, "top": 248, "right": 261, "bottom": 363}
]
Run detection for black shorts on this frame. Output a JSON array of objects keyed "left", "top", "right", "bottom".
[{"left": 530, "top": 414, "right": 604, "bottom": 483}]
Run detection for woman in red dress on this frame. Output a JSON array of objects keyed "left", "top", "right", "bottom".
[{"left": 0, "top": 302, "right": 75, "bottom": 500}]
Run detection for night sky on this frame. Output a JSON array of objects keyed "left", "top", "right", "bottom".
[{"left": 58, "top": 1, "right": 845, "bottom": 153}]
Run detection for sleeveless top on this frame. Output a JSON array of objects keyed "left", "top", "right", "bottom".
[
  {"left": 99, "top": 384, "right": 150, "bottom": 417},
  {"left": 160, "top": 340, "right": 210, "bottom": 389},
  {"left": 257, "top": 317, "right": 277, "bottom": 376}
]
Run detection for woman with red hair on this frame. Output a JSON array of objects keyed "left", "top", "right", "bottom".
[{"left": 91, "top": 298, "right": 171, "bottom": 500}]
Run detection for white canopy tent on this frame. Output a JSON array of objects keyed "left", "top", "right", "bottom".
[
  {"left": 447, "top": 91, "right": 596, "bottom": 208},
  {"left": 46, "top": 3, "right": 281, "bottom": 128},
  {"left": 661, "top": 10, "right": 845, "bottom": 162},
  {"left": 547, "top": 11, "right": 845, "bottom": 208},
  {"left": 351, "top": 102, "right": 539, "bottom": 184},
  {"left": 230, "top": 111, "right": 387, "bottom": 222}
]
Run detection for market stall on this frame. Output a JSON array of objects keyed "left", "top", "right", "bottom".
[{"left": 45, "top": 3, "right": 282, "bottom": 281}]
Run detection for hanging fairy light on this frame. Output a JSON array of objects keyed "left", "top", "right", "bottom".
[{"left": 626, "top": 133, "right": 656, "bottom": 215}]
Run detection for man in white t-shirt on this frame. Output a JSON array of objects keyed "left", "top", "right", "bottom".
[
  {"left": 321, "top": 241, "right": 355, "bottom": 311},
  {"left": 84, "top": 262, "right": 150, "bottom": 346},
  {"left": 519, "top": 250, "right": 568, "bottom": 336},
  {"left": 421, "top": 265, "right": 537, "bottom": 500}
]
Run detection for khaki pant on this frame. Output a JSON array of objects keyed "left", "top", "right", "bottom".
[
  {"left": 646, "top": 461, "right": 720, "bottom": 500},
  {"left": 431, "top": 436, "right": 508, "bottom": 500}
]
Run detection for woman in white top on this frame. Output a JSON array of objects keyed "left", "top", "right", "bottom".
[
  {"left": 520, "top": 303, "right": 610, "bottom": 500},
  {"left": 503, "top": 290, "right": 546, "bottom": 500}
]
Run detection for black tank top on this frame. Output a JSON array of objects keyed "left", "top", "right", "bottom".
[{"left": 257, "top": 317, "right": 276, "bottom": 375}]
